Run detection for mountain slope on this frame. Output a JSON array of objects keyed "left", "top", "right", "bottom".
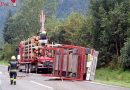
[
  {"left": 56, "top": 0, "right": 88, "bottom": 18},
  {"left": 0, "top": 0, "right": 88, "bottom": 46}
]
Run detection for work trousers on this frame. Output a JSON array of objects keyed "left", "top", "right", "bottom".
[{"left": 10, "top": 72, "right": 17, "bottom": 84}]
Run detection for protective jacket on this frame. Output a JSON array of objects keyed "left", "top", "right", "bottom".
[{"left": 8, "top": 60, "right": 17, "bottom": 72}]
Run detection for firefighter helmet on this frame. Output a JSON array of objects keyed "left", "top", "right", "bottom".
[
  {"left": 41, "top": 31, "right": 46, "bottom": 35},
  {"left": 11, "top": 56, "right": 16, "bottom": 60}
]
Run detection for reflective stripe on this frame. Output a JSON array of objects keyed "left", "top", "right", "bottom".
[
  {"left": 88, "top": 54, "right": 91, "bottom": 61},
  {"left": 10, "top": 78, "right": 13, "bottom": 80},
  {"left": 10, "top": 69, "right": 17, "bottom": 72},
  {"left": 14, "top": 79, "right": 16, "bottom": 81}
]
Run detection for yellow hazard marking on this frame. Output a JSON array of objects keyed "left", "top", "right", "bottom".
[{"left": 87, "top": 54, "right": 91, "bottom": 62}]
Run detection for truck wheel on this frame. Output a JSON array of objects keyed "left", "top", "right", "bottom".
[
  {"left": 35, "top": 67, "right": 38, "bottom": 73},
  {"left": 19, "top": 69, "right": 22, "bottom": 72},
  {"left": 25, "top": 64, "right": 29, "bottom": 73},
  {"left": 34, "top": 62, "right": 38, "bottom": 73},
  {"left": 18, "top": 65, "right": 22, "bottom": 72},
  {"left": 35, "top": 64, "right": 39, "bottom": 73},
  {"left": 25, "top": 64, "right": 27, "bottom": 73},
  {"left": 28, "top": 64, "right": 32, "bottom": 73}
]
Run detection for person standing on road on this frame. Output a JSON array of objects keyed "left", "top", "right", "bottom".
[{"left": 8, "top": 56, "right": 17, "bottom": 85}]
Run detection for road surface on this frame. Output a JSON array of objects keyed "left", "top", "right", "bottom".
[{"left": 0, "top": 65, "right": 129, "bottom": 90}]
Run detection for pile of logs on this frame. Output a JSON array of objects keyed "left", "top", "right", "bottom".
[{"left": 21, "top": 36, "right": 43, "bottom": 59}]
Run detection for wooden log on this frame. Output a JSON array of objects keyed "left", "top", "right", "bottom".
[
  {"left": 35, "top": 40, "right": 38, "bottom": 44},
  {"left": 40, "top": 49, "right": 42, "bottom": 53},
  {"left": 30, "top": 53, "right": 35, "bottom": 58},
  {"left": 36, "top": 36, "right": 39, "bottom": 41},
  {"left": 31, "top": 38, "right": 35, "bottom": 43}
]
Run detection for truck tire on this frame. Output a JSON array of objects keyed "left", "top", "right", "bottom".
[
  {"left": 28, "top": 64, "right": 32, "bottom": 73},
  {"left": 35, "top": 66, "right": 38, "bottom": 73},
  {"left": 25, "top": 64, "right": 29, "bottom": 73},
  {"left": 35, "top": 63, "right": 38, "bottom": 73},
  {"left": 25, "top": 64, "right": 27, "bottom": 73},
  {"left": 18, "top": 65, "right": 22, "bottom": 72},
  {"left": 19, "top": 68, "right": 22, "bottom": 72}
]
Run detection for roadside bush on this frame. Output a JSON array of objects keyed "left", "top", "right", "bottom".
[
  {"left": 120, "top": 38, "right": 130, "bottom": 70},
  {"left": 3, "top": 43, "right": 13, "bottom": 61}
]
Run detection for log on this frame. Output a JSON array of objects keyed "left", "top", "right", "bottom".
[
  {"left": 31, "top": 38, "right": 35, "bottom": 43},
  {"left": 36, "top": 36, "right": 39, "bottom": 41}
]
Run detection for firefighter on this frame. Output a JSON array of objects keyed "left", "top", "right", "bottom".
[
  {"left": 39, "top": 31, "right": 48, "bottom": 46},
  {"left": 8, "top": 56, "right": 17, "bottom": 85}
]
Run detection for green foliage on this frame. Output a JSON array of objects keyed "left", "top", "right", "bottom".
[
  {"left": 47, "top": 12, "right": 93, "bottom": 47},
  {"left": 0, "top": 60, "right": 8, "bottom": 66},
  {"left": 2, "top": 0, "right": 130, "bottom": 70},
  {"left": 63, "top": 12, "right": 92, "bottom": 46},
  {"left": 43, "top": 0, "right": 57, "bottom": 17},
  {"left": 45, "top": 16, "right": 61, "bottom": 43},
  {"left": 3, "top": 0, "right": 56, "bottom": 58},
  {"left": 95, "top": 68, "right": 130, "bottom": 88},
  {"left": 45, "top": 12, "right": 92, "bottom": 47},
  {"left": 89, "top": 0, "right": 130, "bottom": 67},
  {"left": 4, "top": 0, "right": 44, "bottom": 44},
  {"left": 120, "top": 38, "right": 130, "bottom": 70},
  {"left": 2, "top": 43, "right": 13, "bottom": 60}
]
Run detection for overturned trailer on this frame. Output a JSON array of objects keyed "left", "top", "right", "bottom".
[{"left": 42, "top": 44, "right": 99, "bottom": 81}]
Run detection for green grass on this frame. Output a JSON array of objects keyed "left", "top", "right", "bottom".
[
  {"left": 0, "top": 60, "right": 8, "bottom": 66},
  {"left": 95, "top": 68, "right": 130, "bottom": 88}
]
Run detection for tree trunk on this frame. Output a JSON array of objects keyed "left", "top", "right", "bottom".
[{"left": 115, "top": 39, "right": 119, "bottom": 64}]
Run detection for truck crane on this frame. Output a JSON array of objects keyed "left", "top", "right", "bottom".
[{"left": 17, "top": 10, "right": 54, "bottom": 73}]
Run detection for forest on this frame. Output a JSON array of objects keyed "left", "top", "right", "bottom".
[{"left": 2, "top": 0, "right": 130, "bottom": 72}]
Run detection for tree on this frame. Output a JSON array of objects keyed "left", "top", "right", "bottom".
[
  {"left": 3, "top": 43, "right": 13, "bottom": 60},
  {"left": 120, "top": 38, "right": 130, "bottom": 70},
  {"left": 3, "top": 0, "right": 44, "bottom": 44},
  {"left": 3, "top": 0, "right": 57, "bottom": 59},
  {"left": 45, "top": 16, "right": 61, "bottom": 43},
  {"left": 63, "top": 12, "right": 92, "bottom": 46},
  {"left": 89, "top": 0, "right": 130, "bottom": 67}
]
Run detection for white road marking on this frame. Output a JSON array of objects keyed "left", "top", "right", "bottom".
[
  {"left": 84, "top": 81, "right": 123, "bottom": 88},
  {"left": 30, "top": 80, "right": 53, "bottom": 90}
]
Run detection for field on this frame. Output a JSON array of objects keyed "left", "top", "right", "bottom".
[
  {"left": 0, "top": 60, "right": 8, "bottom": 66},
  {"left": 95, "top": 68, "right": 130, "bottom": 88}
]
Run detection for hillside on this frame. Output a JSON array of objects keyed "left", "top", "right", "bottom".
[
  {"left": 0, "top": 0, "right": 88, "bottom": 47},
  {"left": 0, "top": 0, "right": 21, "bottom": 46},
  {"left": 56, "top": 0, "right": 88, "bottom": 18}
]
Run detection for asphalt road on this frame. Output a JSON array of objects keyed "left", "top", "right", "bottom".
[{"left": 0, "top": 66, "right": 129, "bottom": 90}]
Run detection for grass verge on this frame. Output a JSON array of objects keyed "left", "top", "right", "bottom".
[
  {"left": 0, "top": 60, "right": 8, "bottom": 66},
  {"left": 95, "top": 68, "right": 130, "bottom": 88}
]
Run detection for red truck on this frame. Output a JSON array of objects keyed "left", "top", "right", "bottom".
[
  {"left": 17, "top": 41, "right": 54, "bottom": 73},
  {"left": 17, "top": 10, "right": 54, "bottom": 73}
]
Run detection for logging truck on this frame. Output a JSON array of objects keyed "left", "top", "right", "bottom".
[
  {"left": 17, "top": 10, "right": 54, "bottom": 73},
  {"left": 17, "top": 38, "right": 55, "bottom": 73}
]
